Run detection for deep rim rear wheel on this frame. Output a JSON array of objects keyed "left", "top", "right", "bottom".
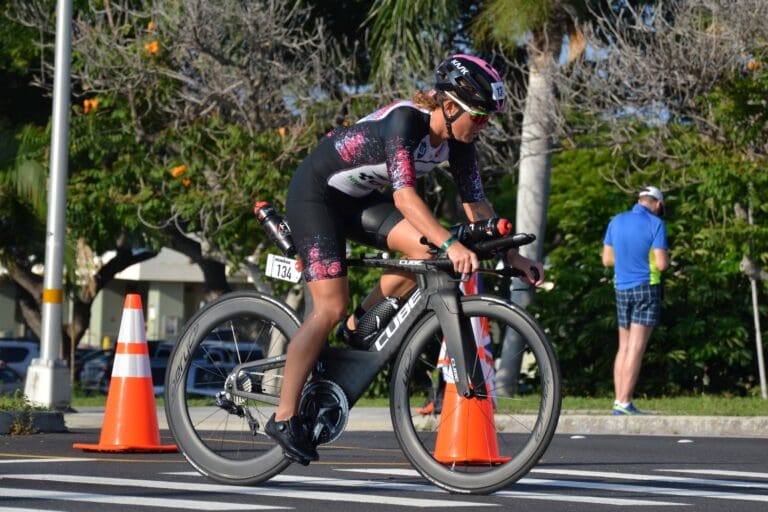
[{"left": 164, "top": 291, "right": 300, "bottom": 484}]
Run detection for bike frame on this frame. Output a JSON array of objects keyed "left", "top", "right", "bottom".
[{"left": 227, "top": 257, "right": 486, "bottom": 407}]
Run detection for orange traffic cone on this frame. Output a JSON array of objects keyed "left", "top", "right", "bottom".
[
  {"left": 433, "top": 382, "right": 510, "bottom": 464},
  {"left": 73, "top": 294, "right": 177, "bottom": 452}
]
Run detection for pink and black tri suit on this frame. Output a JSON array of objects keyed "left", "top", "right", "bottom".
[{"left": 285, "top": 100, "right": 485, "bottom": 282}]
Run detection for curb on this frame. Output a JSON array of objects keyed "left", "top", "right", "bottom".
[
  {"left": 555, "top": 414, "right": 768, "bottom": 438},
  {"left": 61, "top": 407, "right": 768, "bottom": 438},
  {"left": 0, "top": 411, "right": 67, "bottom": 435}
]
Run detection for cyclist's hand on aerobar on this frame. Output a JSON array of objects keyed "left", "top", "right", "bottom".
[
  {"left": 446, "top": 241, "right": 479, "bottom": 276},
  {"left": 506, "top": 251, "right": 544, "bottom": 286}
]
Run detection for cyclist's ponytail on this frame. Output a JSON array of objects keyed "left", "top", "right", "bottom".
[{"left": 412, "top": 90, "right": 441, "bottom": 111}]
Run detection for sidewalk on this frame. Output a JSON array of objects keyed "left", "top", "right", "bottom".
[{"left": 63, "top": 406, "right": 768, "bottom": 438}]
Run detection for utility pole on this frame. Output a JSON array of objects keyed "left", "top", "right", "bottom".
[{"left": 24, "top": 0, "right": 73, "bottom": 409}]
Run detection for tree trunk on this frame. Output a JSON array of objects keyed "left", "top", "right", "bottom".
[
  {"left": 162, "top": 227, "right": 231, "bottom": 301},
  {"left": 497, "top": 49, "right": 556, "bottom": 395}
]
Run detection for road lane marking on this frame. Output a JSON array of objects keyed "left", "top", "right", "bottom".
[
  {"left": 0, "top": 487, "right": 284, "bottom": 510},
  {"left": 336, "top": 469, "right": 684, "bottom": 506},
  {"left": 531, "top": 468, "right": 768, "bottom": 491},
  {"left": 0, "top": 458, "right": 90, "bottom": 464},
  {"left": 522, "top": 477, "right": 768, "bottom": 503},
  {"left": 5, "top": 474, "right": 494, "bottom": 509},
  {"left": 492, "top": 490, "right": 685, "bottom": 507},
  {"left": 658, "top": 469, "right": 768, "bottom": 480},
  {"left": 0, "top": 507, "right": 66, "bottom": 512}
]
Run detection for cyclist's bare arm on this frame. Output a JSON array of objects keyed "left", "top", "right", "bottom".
[
  {"left": 463, "top": 199, "right": 496, "bottom": 222},
  {"left": 393, "top": 187, "right": 478, "bottom": 273}
]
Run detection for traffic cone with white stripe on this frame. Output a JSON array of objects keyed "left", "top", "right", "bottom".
[
  {"left": 73, "top": 294, "right": 177, "bottom": 452},
  {"left": 433, "top": 382, "right": 510, "bottom": 464},
  {"left": 432, "top": 273, "right": 510, "bottom": 464}
]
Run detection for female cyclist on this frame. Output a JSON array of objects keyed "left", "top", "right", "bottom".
[{"left": 264, "top": 54, "right": 544, "bottom": 464}]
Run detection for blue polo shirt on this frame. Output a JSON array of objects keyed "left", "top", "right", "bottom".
[{"left": 603, "top": 204, "right": 668, "bottom": 290}]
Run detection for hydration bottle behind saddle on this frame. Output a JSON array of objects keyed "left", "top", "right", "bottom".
[{"left": 253, "top": 201, "right": 297, "bottom": 257}]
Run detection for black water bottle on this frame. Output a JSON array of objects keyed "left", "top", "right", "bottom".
[
  {"left": 253, "top": 201, "right": 297, "bottom": 257},
  {"left": 351, "top": 297, "right": 401, "bottom": 349},
  {"left": 450, "top": 217, "right": 512, "bottom": 243}
]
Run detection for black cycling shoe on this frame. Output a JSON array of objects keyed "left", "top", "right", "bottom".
[
  {"left": 264, "top": 414, "right": 319, "bottom": 465},
  {"left": 336, "top": 322, "right": 364, "bottom": 350},
  {"left": 336, "top": 319, "right": 369, "bottom": 350}
]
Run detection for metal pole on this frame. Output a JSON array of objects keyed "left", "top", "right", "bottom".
[{"left": 24, "top": 0, "right": 73, "bottom": 409}]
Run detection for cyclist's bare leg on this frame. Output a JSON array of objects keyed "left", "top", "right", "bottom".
[
  {"left": 275, "top": 276, "right": 349, "bottom": 421},
  {"left": 344, "top": 218, "right": 431, "bottom": 329}
]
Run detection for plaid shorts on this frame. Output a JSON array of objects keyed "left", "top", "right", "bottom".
[{"left": 615, "top": 283, "right": 661, "bottom": 328}]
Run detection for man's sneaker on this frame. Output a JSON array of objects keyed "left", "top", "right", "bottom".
[
  {"left": 264, "top": 414, "right": 319, "bottom": 465},
  {"left": 612, "top": 402, "right": 645, "bottom": 415}
]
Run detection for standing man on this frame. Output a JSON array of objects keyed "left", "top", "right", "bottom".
[{"left": 602, "top": 186, "right": 669, "bottom": 415}]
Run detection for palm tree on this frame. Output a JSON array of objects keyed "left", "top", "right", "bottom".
[
  {"left": 365, "top": 0, "right": 458, "bottom": 85},
  {"left": 473, "top": 0, "right": 585, "bottom": 394},
  {"left": 363, "top": 0, "right": 586, "bottom": 394}
]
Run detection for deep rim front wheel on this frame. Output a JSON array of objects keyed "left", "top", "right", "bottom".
[{"left": 390, "top": 294, "right": 561, "bottom": 494}]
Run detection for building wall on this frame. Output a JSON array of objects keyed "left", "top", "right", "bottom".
[
  {"left": 1, "top": 248, "right": 256, "bottom": 348},
  {"left": 146, "top": 282, "right": 184, "bottom": 341},
  {"left": 84, "top": 281, "right": 131, "bottom": 349}
]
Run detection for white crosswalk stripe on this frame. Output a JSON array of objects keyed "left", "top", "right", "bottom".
[
  {"left": 531, "top": 468, "right": 768, "bottom": 491},
  {"left": 0, "top": 486, "right": 284, "bottom": 510},
  {"left": 339, "top": 469, "right": 684, "bottom": 506},
  {"left": 344, "top": 467, "right": 768, "bottom": 506},
  {"left": 6, "top": 474, "right": 493, "bottom": 509},
  {"left": 657, "top": 469, "right": 768, "bottom": 479},
  {"left": 3, "top": 466, "right": 768, "bottom": 509}
]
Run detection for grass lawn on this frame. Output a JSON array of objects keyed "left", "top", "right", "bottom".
[
  {"left": 48, "top": 391, "right": 768, "bottom": 417},
  {"left": 561, "top": 395, "right": 768, "bottom": 416}
]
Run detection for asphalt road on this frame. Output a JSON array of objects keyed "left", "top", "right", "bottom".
[{"left": 1, "top": 429, "right": 767, "bottom": 511}]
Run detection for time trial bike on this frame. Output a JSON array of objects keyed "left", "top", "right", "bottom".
[{"left": 164, "top": 213, "right": 561, "bottom": 495}]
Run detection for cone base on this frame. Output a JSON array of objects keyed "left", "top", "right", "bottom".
[
  {"left": 432, "top": 382, "right": 512, "bottom": 465},
  {"left": 72, "top": 442, "right": 177, "bottom": 453},
  {"left": 434, "top": 454, "right": 511, "bottom": 465}
]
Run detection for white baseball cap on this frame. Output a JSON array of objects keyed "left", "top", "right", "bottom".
[{"left": 639, "top": 186, "right": 665, "bottom": 215}]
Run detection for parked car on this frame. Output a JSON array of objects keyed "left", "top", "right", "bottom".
[
  {"left": 72, "top": 347, "right": 103, "bottom": 381},
  {"left": 79, "top": 341, "right": 171, "bottom": 395},
  {"left": 151, "top": 340, "right": 257, "bottom": 396},
  {"left": 185, "top": 362, "right": 238, "bottom": 397},
  {"left": 0, "top": 339, "right": 40, "bottom": 379},
  {"left": 78, "top": 349, "right": 115, "bottom": 394},
  {"left": 0, "top": 361, "right": 24, "bottom": 395}
]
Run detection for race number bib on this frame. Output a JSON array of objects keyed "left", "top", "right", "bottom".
[{"left": 265, "top": 253, "right": 302, "bottom": 283}]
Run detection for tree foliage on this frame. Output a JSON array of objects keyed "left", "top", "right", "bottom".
[
  {"left": 1, "top": 0, "right": 766, "bottom": 396},
  {"left": 11, "top": 0, "right": 357, "bottom": 297}
]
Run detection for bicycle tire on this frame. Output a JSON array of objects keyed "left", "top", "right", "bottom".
[
  {"left": 165, "top": 291, "right": 301, "bottom": 484},
  {"left": 390, "top": 294, "right": 561, "bottom": 495}
]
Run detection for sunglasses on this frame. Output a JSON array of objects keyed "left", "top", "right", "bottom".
[
  {"left": 468, "top": 112, "right": 490, "bottom": 126},
  {"left": 444, "top": 91, "right": 491, "bottom": 126}
]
